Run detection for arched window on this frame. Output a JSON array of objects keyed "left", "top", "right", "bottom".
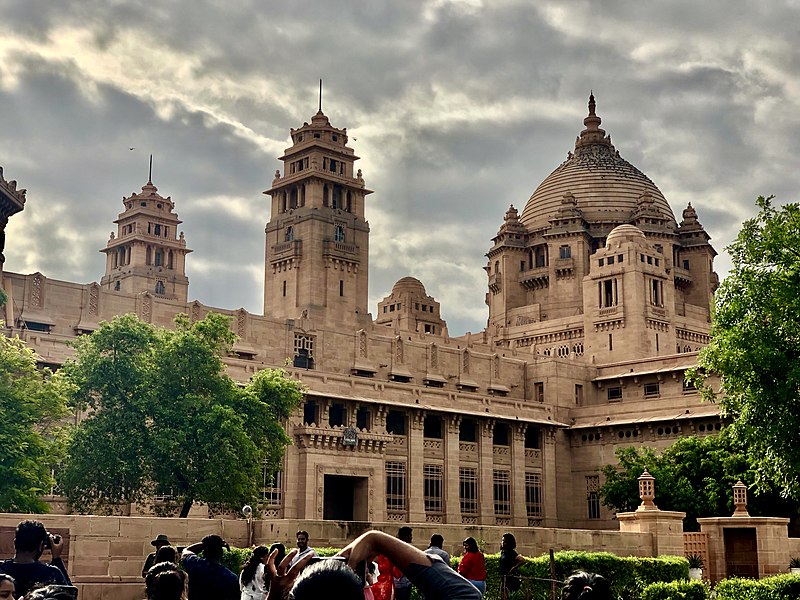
[
  {"left": 334, "top": 225, "right": 345, "bottom": 242},
  {"left": 346, "top": 192, "right": 352, "bottom": 212},
  {"left": 146, "top": 246, "right": 152, "bottom": 265},
  {"left": 323, "top": 185, "right": 329, "bottom": 207},
  {"left": 285, "top": 226, "right": 294, "bottom": 242},
  {"left": 155, "top": 281, "right": 165, "bottom": 295},
  {"left": 168, "top": 250, "right": 174, "bottom": 269},
  {"left": 155, "top": 250, "right": 163, "bottom": 267}
]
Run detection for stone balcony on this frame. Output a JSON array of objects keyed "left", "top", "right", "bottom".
[
  {"left": 270, "top": 239, "right": 303, "bottom": 263},
  {"left": 520, "top": 266, "right": 549, "bottom": 290},
  {"left": 322, "top": 240, "right": 359, "bottom": 262}
]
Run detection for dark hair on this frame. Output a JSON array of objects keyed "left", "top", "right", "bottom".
[
  {"left": 241, "top": 546, "right": 270, "bottom": 586},
  {"left": 150, "top": 569, "right": 186, "bottom": 600},
  {"left": 430, "top": 534, "right": 444, "bottom": 548},
  {"left": 23, "top": 586, "right": 78, "bottom": 600},
  {"left": 562, "top": 572, "right": 611, "bottom": 600},
  {"left": 296, "top": 531, "right": 309, "bottom": 539},
  {"left": 145, "top": 562, "right": 181, "bottom": 599},
  {"left": 201, "top": 535, "right": 225, "bottom": 561},
  {"left": 0, "top": 574, "right": 15, "bottom": 592},
  {"left": 14, "top": 521, "right": 48, "bottom": 553},
  {"left": 154, "top": 546, "right": 179, "bottom": 564},
  {"left": 398, "top": 527, "right": 412, "bottom": 541},
  {"left": 289, "top": 559, "right": 362, "bottom": 600},
  {"left": 269, "top": 543, "right": 287, "bottom": 568},
  {"left": 502, "top": 533, "right": 517, "bottom": 550},
  {"left": 463, "top": 537, "right": 479, "bottom": 553}
]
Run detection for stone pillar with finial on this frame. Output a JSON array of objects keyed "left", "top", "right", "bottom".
[
  {"left": 618, "top": 470, "right": 686, "bottom": 556},
  {"left": 732, "top": 480, "right": 749, "bottom": 517}
]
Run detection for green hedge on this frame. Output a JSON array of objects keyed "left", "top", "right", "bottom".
[
  {"left": 449, "top": 551, "right": 688, "bottom": 600},
  {"left": 641, "top": 580, "right": 708, "bottom": 600},
  {"left": 714, "top": 574, "right": 800, "bottom": 600}
]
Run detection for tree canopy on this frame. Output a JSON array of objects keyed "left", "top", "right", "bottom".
[
  {"left": 600, "top": 432, "right": 800, "bottom": 531},
  {"left": 0, "top": 332, "right": 69, "bottom": 512},
  {"left": 60, "top": 312, "right": 305, "bottom": 516},
  {"left": 688, "top": 196, "right": 800, "bottom": 499}
]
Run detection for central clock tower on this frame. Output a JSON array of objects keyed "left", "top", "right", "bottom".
[{"left": 263, "top": 108, "right": 372, "bottom": 327}]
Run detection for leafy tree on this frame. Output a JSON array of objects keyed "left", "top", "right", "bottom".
[
  {"left": 688, "top": 196, "right": 800, "bottom": 499},
  {"left": 600, "top": 432, "right": 799, "bottom": 530},
  {"left": 60, "top": 312, "right": 304, "bottom": 517},
  {"left": 0, "top": 332, "right": 69, "bottom": 512}
]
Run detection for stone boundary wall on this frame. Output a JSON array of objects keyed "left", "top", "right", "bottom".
[{"left": 0, "top": 514, "right": 655, "bottom": 600}]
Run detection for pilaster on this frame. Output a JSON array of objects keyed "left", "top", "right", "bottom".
[
  {"left": 511, "top": 423, "right": 527, "bottom": 527},
  {"left": 407, "top": 410, "right": 425, "bottom": 523},
  {"left": 444, "top": 415, "right": 462, "bottom": 524},
  {"left": 479, "top": 419, "right": 495, "bottom": 525},
  {"left": 542, "top": 427, "right": 559, "bottom": 526}
]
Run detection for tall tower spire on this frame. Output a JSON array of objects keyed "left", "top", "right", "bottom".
[
  {"left": 100, "top": 177, "right": 191, "bottom": 301},
  {"left": 263, "top": 101, "right": 372, "bottom": 326}
]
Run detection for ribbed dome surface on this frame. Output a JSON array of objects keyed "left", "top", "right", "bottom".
[
  {"left": 519, "top": 96, "right": 677, "bottom": 231},
  {"left": 392, "top": 277, "right": 427, "bottom": 296}
]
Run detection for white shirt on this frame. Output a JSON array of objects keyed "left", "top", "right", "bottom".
[
  {"left": 240, "top": 562, "right": 267, "bottom": 600},
  {"left": 289, "top": 547, "right": 317, "bottom": 568}
]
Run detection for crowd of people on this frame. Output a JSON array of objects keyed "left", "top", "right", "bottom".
[{"left": 0, "top": 520, "right": 610, "bottom": 600}]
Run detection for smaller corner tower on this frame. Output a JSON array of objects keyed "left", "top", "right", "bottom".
[
  {"left": 263, "top": 100, "right": 372, "bottom": 326},
  {"left": 100, "top": 176, "right": 191, "bottom": 302},
  {"left": 675, "top": 203, "right": 718, "bottom": 319},
  {"left": 0, "top": 166, "right": 27, "bottom": 279}
]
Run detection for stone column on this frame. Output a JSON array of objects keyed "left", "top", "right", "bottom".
[
  {"left": 511, "top": 423, "right": 527, "bottom": 527},
  {"left": 444, "top": 414, "right": 462, "bottom": 524},
  {"left": 479, "top": 418, "right": 495, "bottom": 525},
  {"left": 542, "top": 427, "right": 559, "bottom": 526},
  {"left": 407, "top": 409, "right": 425, "bottom": 523}
]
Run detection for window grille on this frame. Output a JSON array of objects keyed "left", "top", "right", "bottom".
[
  {"left": 386, "top": 461, "right": 406, "bottom": 512},
  {"left": 586, "top": 475, "right": 601, "bottom": 519},
  {"left": 525, "top": 473, "right": 543, "bottom": 517},
  {"left": 460, "top": 467, "right": 478, "bottom": 515},
  {"left": 424, "top": 464, "right": 443, "bottom": 514},
  {"left": 260, "top": 468, "right": 282, "bottom": 506},
  {"left": 493, "top": 470, "right": 511, "bottom": 516}
]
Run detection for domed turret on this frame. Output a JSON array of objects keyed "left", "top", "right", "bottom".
[
  {"left": 376, "top": 277, "right": 447, "bottom": 336},
  {"left": 606, "top": 224, "right": 647, "bottom": 248}
]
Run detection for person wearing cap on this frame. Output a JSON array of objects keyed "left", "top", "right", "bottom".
[
  {"left": 181, "top": 535, "right": 239, "bottom": 600},
  {"left": 143, "top": 534, "right": 172, "bottom": 577}
]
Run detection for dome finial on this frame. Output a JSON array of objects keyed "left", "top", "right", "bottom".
[{"left": 588, "top": 91, "right": 595, "bottom": 116}]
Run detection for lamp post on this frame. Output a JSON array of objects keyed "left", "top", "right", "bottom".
[{"left": 242, "top": 504, "right": 253, "bottom": 547}]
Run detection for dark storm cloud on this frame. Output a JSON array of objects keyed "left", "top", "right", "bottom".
[{"left": 2, "top": 0, "right": 800, "bottom": 334}]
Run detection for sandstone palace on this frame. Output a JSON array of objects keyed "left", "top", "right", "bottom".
[{"left": 0, "top": 95, "right": 720, "bottom": 529}]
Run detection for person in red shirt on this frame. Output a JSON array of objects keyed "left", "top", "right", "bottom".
[
  {"left": 370, "top": 554, "right": 395, "bottom": 600},
  {"left": 457, "top": 538, "right": 486, "bottom": 597}
]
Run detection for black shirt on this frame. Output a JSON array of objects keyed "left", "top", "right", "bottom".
[{"left": 0, "top": 559, "right": 68, "bottom": 597}]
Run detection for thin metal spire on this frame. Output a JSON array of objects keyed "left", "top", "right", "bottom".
[
  {"left": 148, "top": 154, "right": 153, "bottom": 183},
  {"left": 319, "top": 79, "right": 323, "bottom": 112}
]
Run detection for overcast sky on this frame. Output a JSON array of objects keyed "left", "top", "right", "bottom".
[{"left": 2, "top": 0, "right": 799, "bottom": 335}]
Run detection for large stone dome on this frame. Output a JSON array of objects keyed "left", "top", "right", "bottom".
[{"left": 519, "top": 95, "right": 677, "bottom": 232}]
